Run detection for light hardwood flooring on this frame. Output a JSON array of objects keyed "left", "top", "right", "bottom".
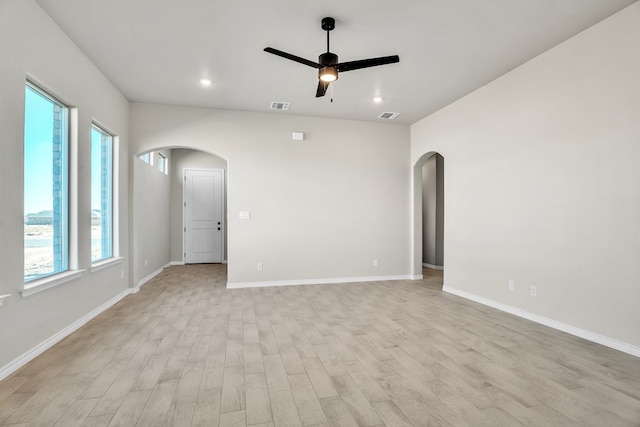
[{"left": 1, "top": 264, "right": 639, "bottom": 426}]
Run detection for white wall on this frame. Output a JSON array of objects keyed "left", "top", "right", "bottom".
[
  {"left": 0, "top": 0, "right": 130, "bottom": 370},
  {"left": 411, "top": 3, "right": 640, "bottom": 348},
  {"left": 130, "top": 105, "right": 411, "bottom": 286},
  {"left": 132, "top": 155, "right": 171, "bottom": 285},
  {"left": 169, "top": 149, "right": 228, "bottom": 263}
]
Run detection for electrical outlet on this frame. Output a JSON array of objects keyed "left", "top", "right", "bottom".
[
  {"left": 144, "top": 259, "right": 148, "bottom": 267},
  {"left": 121, "top": 270, "right": 124, "bottom": 279},
  {"left": 508, "top": 280, "right": 514, "bottom": 291},
  {"left": 257, "top": 262, "right": 263, "bottom": 271},
  {"left": 530, "top": 285, "right": 537, "bottom": 297},
  {"left": 373, "top": 259, "right": 379, "bottom": 267}
]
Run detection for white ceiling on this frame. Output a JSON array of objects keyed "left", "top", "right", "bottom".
[{"left": 36, "top": 0, "right": 637, "bottom": 125}]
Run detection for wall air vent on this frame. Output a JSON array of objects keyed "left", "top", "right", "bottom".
[
  {"left": 270, "top": 102, "right": 290, "bottom": 111},
  {"left": 378, "top": 112, "right": 400, "bottom": 120}
]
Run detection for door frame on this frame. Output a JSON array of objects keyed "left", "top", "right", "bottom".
[{"left": 182, "top": 167, "right": 226, "bottom": 264}]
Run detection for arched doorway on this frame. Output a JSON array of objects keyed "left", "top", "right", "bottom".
[
  {"left": 132, "top": 147, "right": 228, "bottom": 287},
  {"left": 412, "top": 152, "right": 444, "bottom": 288}
]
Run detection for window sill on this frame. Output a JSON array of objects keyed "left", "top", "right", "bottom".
[
  {"left": 0, "top": 294, "right": 10, "bottom": 306},
  {"left": 21, "top": 270, "right": 85, "bottom": 298},
  {"left": 91, "top": 257, "right": 123, "bottom": 273}
]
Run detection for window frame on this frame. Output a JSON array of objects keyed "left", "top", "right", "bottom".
[
  {"left": 139, "top": 152, "right": 150, "bottom": 164},
  {"left": 23, "top": 81, "right": 71, "bottom": 284},
  {"left": 90, "top": 123, "right": 115, "bottom": 263},
  {"left": 157, "top": 152, "right": 168, "bottom": 174}
]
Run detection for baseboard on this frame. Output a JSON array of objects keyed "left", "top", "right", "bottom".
[
  {"left": 227, "top": 275, "right": 414, "bottom": 289},
  {"left": 169, "top": 261, "right": 226, "bottom": 266},
  {"left": 0, "top": 288, "right": 133, "bottom": 382},
  {"left": 422, "top": 263, "right": 444, "bottom": 271},
  {"left": 135, "top": 263, "right": 170, "bottom": 291},
  {"left": 443, "top": 286, "right": 640, "bottom": 358}
]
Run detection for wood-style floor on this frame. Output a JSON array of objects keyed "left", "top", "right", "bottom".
[{"left": 1, "top": 265, "right": 639, "bottom": 426}]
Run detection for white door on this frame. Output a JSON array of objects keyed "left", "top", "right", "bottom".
[{"left": 184, "top": 169, "right": 224, "bottom": 263}]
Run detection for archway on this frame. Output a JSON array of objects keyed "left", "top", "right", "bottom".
[
  {"left": 412, "top": 152, "right": 444, "bottom": 286},
  {"left": 132, "top": 146, "right": 228, "bottom": 287}
]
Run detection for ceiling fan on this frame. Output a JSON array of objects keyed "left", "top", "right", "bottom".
[{"left": 264, "top": 17, "right": 400, "bottom": 98}]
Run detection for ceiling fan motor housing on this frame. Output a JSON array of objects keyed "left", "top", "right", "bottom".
[
  {"left": 318, "top": 52, "right": 339, "bottom": 81},
  {"left": 319, "top": 52, "right": 338, "bottom": 66}
]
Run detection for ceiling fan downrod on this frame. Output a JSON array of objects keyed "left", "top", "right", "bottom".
[
  {"left": 322, "top": 17, "right": 335, "bottom": 53},
  {"left": 318, "top": 17, "right": 338, "bottom": 70}
]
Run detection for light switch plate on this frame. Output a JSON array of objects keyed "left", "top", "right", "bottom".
[{"left": 239, "top": 211, "right": 251, "bottom": 219}]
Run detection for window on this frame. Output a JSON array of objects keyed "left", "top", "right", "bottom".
[
  {"left": 157, "top": 152, "right": 167, "bottom": 174},
  {"left": 91, "top": 125, "right": 114, "bottom": 262},
  {"left": 138, "top": 151, "right": 168, "bottom": 174},
  {"left": 24, "top": 83, "right": 69, "bottom": 282}
]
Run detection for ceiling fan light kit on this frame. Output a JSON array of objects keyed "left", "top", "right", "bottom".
[
  {"left": 319, "top": 67, "right": 338, "bottom": 82},
  {"left": 264, "top": 16, "right": 399, "bottom": 98}
]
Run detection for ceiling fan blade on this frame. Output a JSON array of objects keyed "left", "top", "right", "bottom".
[
  {"left": 335, "top": 55, "right": 399, "bottom": 72},
  {"left": 264, "top": 47, "right": 321, "bottom": 68},
  {"left": 316, "top": 80, "right": 330, "bottom": 97}
]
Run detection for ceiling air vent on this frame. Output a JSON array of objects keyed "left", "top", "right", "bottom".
[
  {"left": 270, "top": 101, "right": 290, "bottom": 111},
  {"left": 378, "top": 112, "right": 400, "bottom": 120}
]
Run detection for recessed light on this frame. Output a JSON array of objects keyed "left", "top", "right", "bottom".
[
  {"left": 200, "top": 78, "right": 212, "bottom": 86},
  {"left": 373, "top": 96, "right": 383, "bottom": 103}
]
